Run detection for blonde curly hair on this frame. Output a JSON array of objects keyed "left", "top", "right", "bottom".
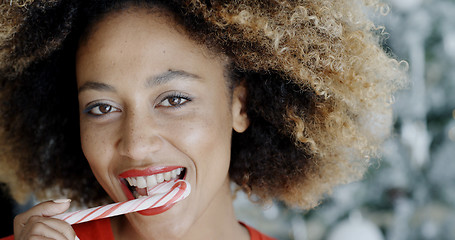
[{"left": 0, "top": 0, "right": 406, "bottom": 209}]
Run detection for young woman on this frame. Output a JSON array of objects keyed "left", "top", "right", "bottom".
[{"left": 0, "top": 0, "right": 405, "bottom": 239}]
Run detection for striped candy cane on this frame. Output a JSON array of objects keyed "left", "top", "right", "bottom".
[{"left": 53, "top": 179, "right": 190, "bottom": 225}]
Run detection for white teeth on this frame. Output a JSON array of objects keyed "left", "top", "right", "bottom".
[
  {"left": 136, "top": 177, "right": 147, "bottom": 188},
  {"left": 146, "top": 175, "right": 157, "bottom": 187},
  {"left": 126, "top": 177, "right": 133, "bottom": 186},
  {"left": 164, "top": 172, "right": 171, "bottom": 181},
  {"left": 124, "top": 168, "right": 184, "bottom": 196},
  {"left": 156, "top": 173, "right": 164, "bottom": 183}
]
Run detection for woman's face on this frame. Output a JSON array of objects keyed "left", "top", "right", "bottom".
[{"left": 76, "top": 8, "right": 249, "bottom": 238}]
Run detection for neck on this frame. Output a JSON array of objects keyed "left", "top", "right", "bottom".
[{"left": 184, "top": 179, "right": 249, "bottom": 240}]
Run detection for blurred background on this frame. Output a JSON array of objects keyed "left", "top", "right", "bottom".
[
  {"left": 1, "top": 0, "right": 454, "bottom": 239},
  {"left": 236, "top": 0, "right": 455, "bottom": 239}
]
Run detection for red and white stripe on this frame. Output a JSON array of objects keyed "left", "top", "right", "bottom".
[{"left": 53, "top": 179, "right": 190, "bottom": 225}]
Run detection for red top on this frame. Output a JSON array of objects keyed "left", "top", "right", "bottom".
[
  {"left": 240, "top": 221, "right": 276, "bottom": 240},
  {"left": 1, "top": 218, "right": 275, "bottom": 240}
]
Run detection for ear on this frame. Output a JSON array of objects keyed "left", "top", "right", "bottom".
[{"left": 232, "top": 82, "right": 250, "bottom": 133}]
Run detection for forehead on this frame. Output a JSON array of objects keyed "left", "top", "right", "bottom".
[
  {"left": 78, "top": 8, "right": 182, "bottom": 55},
  {"left": 75, "top": 7, "right": 231, "bottom": 92},
  {"left": 79, "top": 4, "right": 177, "bottom": 45},
  {"left": 76, "top": 7, "right": 229, "bottom": 77},
  {"left": 77, "top": 6, "right": 224, "bottom": 63}
]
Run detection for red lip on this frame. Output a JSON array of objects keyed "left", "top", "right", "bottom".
[
  {"left": 119, "top": 180, "right": 183, "bottom": 215},
  {"left": 118, "top": 165, "right": 186, "bottom": 203},
  {"left": 119, "top": 166, "right": 183, "bottom": 178},
  {"left": 137, "top": 202, "right": 176, "bottom": 216},
  {"left": 120, "top": 181, "right": 135, "bottom": 200}
]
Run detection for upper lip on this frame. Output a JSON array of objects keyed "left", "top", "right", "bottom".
[{"left": 118, "top": 166, "right": 183, "bottom": 178}]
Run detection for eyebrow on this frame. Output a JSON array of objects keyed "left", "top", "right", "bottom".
[
  {"left": 78, "top": 70, "right": 201, "bottom": 94},
  {"left": 78, "top": 81, "right": 115, "bottom": 93},
  {"left": 145, "top": 70, "right": 201, "bottom": 88}
]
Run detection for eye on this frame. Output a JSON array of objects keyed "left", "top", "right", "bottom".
[
  {"left": 84, "top": 103, "right": 121, "bottom": 116},
  {"left": 157, "top": 94, "right": 191, "bottom": 108}
]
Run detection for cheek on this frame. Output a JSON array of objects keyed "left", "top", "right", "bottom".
[
  {"left": 177, "top": 109, "right": 233, "bottom": 172},
  {"left": 80, "top": 124, "right": 112, "bottom": 177}
]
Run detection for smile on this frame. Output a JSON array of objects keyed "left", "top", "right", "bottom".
[{"left": 119, "top": 166, "right": 186, "bottom": 199}]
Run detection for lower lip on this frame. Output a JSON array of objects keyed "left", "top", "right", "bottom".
[
  {"left": 137, "top": 202, "right": 176, "bottom": 216},
  {"left": 118, "top": 173, "right": 185, "bottom": 216},
  {"left": 120, "top": 183, "right": 179, "bottom": 216}
]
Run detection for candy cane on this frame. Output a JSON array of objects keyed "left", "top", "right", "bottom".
[{"left": 53, "top": 179, "right": 190, "bottom": 225}]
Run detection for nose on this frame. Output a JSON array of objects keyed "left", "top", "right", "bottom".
[{"left": 117, "top": 112, "right": 163, "bottom": 161}]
